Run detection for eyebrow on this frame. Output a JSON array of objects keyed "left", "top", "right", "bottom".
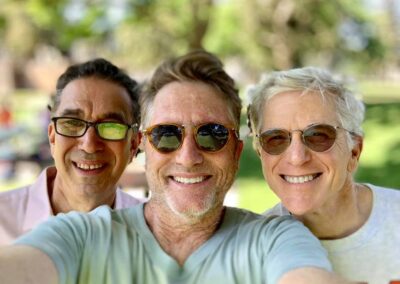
[
  {"left": 58, "top": 109, "right": 130, "bottom": 123},
  {"left": 59, "top": 109, "right": 84, "bottom": 117}
]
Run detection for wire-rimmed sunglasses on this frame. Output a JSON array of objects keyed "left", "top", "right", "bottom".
[
  {"left": 52, "top": 117, "right": 138, "bottom": 141},
  {"left": 142, "top": 123, "right": 239, "bottom": 153},
  {"left": 257, "top": 123, "right": 356, "bottom": 155}
]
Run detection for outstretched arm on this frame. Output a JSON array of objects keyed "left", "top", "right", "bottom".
[
  {"left": 0, "top": 245, "right": 58, "bottom": 284},
  {"left": 279, "top": 267, "right": 363, "bottom": 284}
]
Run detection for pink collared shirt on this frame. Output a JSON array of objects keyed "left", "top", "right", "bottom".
[{"left": 0, "top": 167, "right": 144, "bottom": 245}]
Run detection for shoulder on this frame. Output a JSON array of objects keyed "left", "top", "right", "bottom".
[
  {"left": 262, "top": 202, "right": 289, "bottom": 217},
  {"left": 223, "top": 208, "right": 331, "bottom": 280},
  {"left": 225, "top": 207, "right": 307, "bottom": 238},
  {"left": 0, "top": 186, "right": 30, "bottom": 214},
  {"left": 0, "top": 168, "right": 51, "bottom": 204},
  {"left": 369, "top": 183, "right": 400, "bottom": 205},
  {"left": 0, "top": 186, "right": 30, "bottom": 244},
  {"left": 114, "top": 189, "right": 145, "bottom": 209},
  {"left": 0, "top": 186, "right": 29, "bottom": 201},
  {"left": 369, "top": 183, "right": 400, "bottom": 195}
]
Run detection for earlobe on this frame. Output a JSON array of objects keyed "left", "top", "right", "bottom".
[
  {"left": 235, "top": 140, "right": 244, "bottom": 160},
  {"left": 130, "top": 132, "right": 142, "bottom": 162}
]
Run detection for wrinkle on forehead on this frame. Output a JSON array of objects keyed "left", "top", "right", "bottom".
[
  {"left": 56, "top": 78, "right": 133, "bottom": 123},
  {"left": 262, "top": 91, "right": 338, "bottom": 131},
  {"left": 148, "top": 81, "right": 235, "bottom": 127}
]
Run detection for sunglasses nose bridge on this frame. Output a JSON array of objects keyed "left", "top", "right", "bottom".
[
  {"left": 84, "top": 121, "right": 102, "bottom": 138},
  {"left": 76, "top": 123, "right": 105, "bottom": 153},
  {"left": 181, "top": 126, "right": 201, "bottom": 150},
  {"left": 84, "top": 121, "right": 101, "bottom": 137},
  {"left": 175, "top": 128, "right": 204, "bottom": 167},
  {"left": 283, "top": 131, "right": 312, "bottom": 165}
]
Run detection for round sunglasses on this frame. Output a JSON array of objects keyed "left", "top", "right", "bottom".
[
  {"left": 257, "top": 123, "right": 355, "bottom": 155},
  {"left": 143, "top": 123, "right": 239, "bottom": 153}
]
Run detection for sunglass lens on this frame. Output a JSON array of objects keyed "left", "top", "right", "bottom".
[
  {"left": 303, "top": 124, "right": 336, "bottom": 152},
  {"left": 151, "top": 125, "right": 182, "bottom": 153},
  {"left": 196, "top": 123, "right": 230, "bottom": 152},
  {"left": 259, "top": 129, "right": 291, "bottom": 155},
  {"left": 97, "top": 122, "right": 128, "bottom": 140},
  {"left": 56, "top": 118, "right": 86, "bottom": 137}
]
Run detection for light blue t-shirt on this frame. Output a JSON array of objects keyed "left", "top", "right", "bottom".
[{"left": 16, "top": 204, "right": 332, "bottom": 284}]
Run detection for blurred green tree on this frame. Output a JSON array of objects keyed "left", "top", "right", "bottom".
[
  {"left": 0, "top": 0, "right": 395, "bottom": 76},
  {"left": 206, "top": 0, "right": 387, "bottom": 74}
]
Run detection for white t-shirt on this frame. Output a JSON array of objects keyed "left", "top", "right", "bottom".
[{"left": 264, "top": 184, "right": 400, "bottom": 284}]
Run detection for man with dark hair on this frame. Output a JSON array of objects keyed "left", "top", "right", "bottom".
[
  {"left": 0, "top": 51, "right": 350, "bottom": 284},
  {"left": 0, "top": 58, "right": 143, "bottom": 245}
]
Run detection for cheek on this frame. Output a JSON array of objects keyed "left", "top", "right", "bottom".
[
  {"left": 112, "top": 143, "right": 131, "bottom": 163},
  {"left": 53, "top": 137, "right": 72, "bottom": 157}
]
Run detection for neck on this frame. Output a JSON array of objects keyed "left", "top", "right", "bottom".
[
  {"left": 144, "top": 200, "right": 224, "bottom": 266},
  {"left": 49, "top": 177, "right": 116, "bottom": 214},
  {"left": 296, "top": 183, "right": 372, "bottom": 240}
]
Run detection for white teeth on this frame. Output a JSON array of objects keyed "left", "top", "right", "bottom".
[
  {"left": 76, "top": 163, "right": 103, "bottom": 170},
  {"left": 173, "top": 176, "right": 206, "bottom": 184},
  {"left": 284, "top": 175, "right": 315, "bottom": 184}
]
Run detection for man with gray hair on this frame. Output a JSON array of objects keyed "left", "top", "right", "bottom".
[{"left": 247, "top": 66, "right": 400, "bottom": 283}]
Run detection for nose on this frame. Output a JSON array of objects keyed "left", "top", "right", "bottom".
[
  {"left": 174, "top": 133, "right": 203, "bottom": 167},
  {"left": 77, "top": 126, "right": 104, "bottom": 153},
  {"left": 283, "top": 132, "right": 311, "bottom": 166}
]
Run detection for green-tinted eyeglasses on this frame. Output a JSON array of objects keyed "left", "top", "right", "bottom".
[
  {"left": 52, "top": 117, "right": 138, "bottom": 141},
  {"left": 143, "top": 123, "right": 239, "bottom": 153}
]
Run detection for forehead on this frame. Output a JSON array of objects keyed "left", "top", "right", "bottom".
[
  {"left": 148, "top": 81, "right": 234, "bottom": 126},
  {"left": 56, "top": 77, "right": 133, "bottom": 120},
  {"left": 262, "top": 91, "right": 338, "bottom": 128}
]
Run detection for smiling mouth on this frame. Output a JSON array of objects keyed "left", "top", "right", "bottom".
[
  {"left": 281, "top": 173, "right": 321, "bottom": 184},
  {"left": 171, "top": 176, "right": 210, "bottom": 185},
  {"left": 74, "top": 162, "right": 105, "bottom": 171}
]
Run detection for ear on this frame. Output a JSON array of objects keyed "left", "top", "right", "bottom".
[
  {"left": 48, "top": 122, "right": 56, "bottom": 157},
  {"left": 255, "top": 144, "right": 261, "bottom": 157},
  {"left": 129, "top": 131, "right": 142, "bottom": 163},
  {"left": 235, "top": 139, "right": 244, "bottom": 161},
  {"left": 347, "top": 135, "right": 363, "bottom": 173}
]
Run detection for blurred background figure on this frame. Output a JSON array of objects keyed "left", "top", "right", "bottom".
[{"left": 0, "top": 99, "right": 18, "bottom": 180}]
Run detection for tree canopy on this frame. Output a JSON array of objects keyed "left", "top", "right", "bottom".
[{"left": 0, "top": 0, "right": 397, "bottom": 81}]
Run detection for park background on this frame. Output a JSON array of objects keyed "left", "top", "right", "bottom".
[{"left": 0, "top": 0, "right": 399, "bottom": 213}]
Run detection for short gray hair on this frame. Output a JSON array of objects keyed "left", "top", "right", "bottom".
[{"left": 247, "top": 67, "right": 365, "bottom": 147}]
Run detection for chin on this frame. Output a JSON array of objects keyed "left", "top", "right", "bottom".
[
  {"left": 284, "top": 200, "right": 316, "bottom": 217},
  {"left": 168, "top": 199, "right": 215, "bottom": 220}
]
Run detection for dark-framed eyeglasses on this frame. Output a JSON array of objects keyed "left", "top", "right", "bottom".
[
  {"left": 142, "top": 123, "right": 239, "bottom": 153},
  {"left": 52, "top": 117, "right": 138, "bottom": 141},
  {"left": 257, "top": 123, "right": 356, "bottom": 155}
]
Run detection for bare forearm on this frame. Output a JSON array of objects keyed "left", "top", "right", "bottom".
[{"left": 0, "top": 245, "right": 58, "bottom": 284}]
